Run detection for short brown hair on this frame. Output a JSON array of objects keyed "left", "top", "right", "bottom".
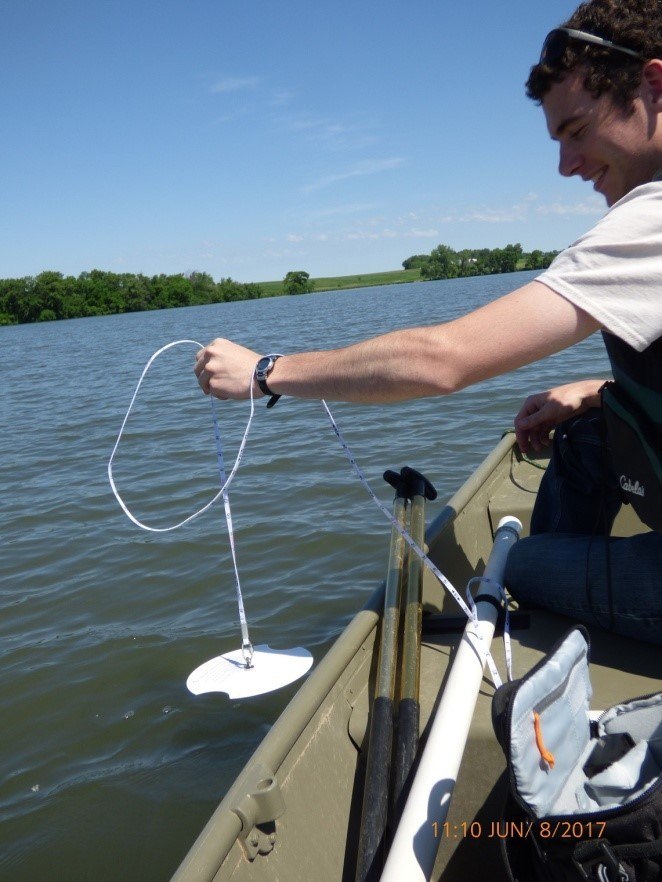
[{"left": 526, "top": 0, "right": 662, "bottom": 108}]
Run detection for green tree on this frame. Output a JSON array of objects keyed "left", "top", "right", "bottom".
[
  {"left": 402, "top": 254, "right": 429, "bottom": 270},
  {"left": 33, "top": 271, "right": 67, "bottom": 319},
  {"left": 7, "top": 276, "right": 41, "bottom": 323},
  {"left": 502, "top": 243, "right": 523, "bottom": 272},
  {"left": 215, "top": 277, "right": 247, "bottom": 302},
  {"left": 282, "top": 270, "right": 315, "bottom": 295},
  {"left": 187, "top": 271, "right": 217, "bottom": 305},
  {"left": 0, "top": 277, "right": 30, "bottom": 323},
  {"left": 524, "top": 249, "right": 543, "bottom": 270},
  {"left": 456, "top": 250, "right": 480, "bottom": 276},
  {"left": 421, "top": 245, "right": 458, "bottom": 280},
  {"left": 482, "top": 243, "right": 522, "bottom": 274},
  {"left": 525, "top": 249, "right": 559, "bottom": 270},
  {"left": 80, "top": 269, "right": 126, "bottom": 315},
  {"left": 150, "top": 274, "right": 192, "bottom": 309}
]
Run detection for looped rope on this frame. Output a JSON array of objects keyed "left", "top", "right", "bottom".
[
  {"left": 109, "top": 342, "right": 507, "bottom": 685},
  {"left": 107, "top": 340, "right": 256, "bottom": 532},
  {"left": 108, "top": 339, "right": 255, "bottom": 666}
]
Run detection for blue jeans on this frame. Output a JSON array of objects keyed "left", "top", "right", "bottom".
[{"left": 505, "top": 409, "right": 662, "bottom": 646}]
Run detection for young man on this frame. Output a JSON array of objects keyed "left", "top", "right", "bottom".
[{"left": 195, "top": 0, "right": 662, "bottom": 644}]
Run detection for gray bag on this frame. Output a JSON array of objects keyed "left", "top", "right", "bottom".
[{"left": 492, "top": 628, "right": 662, "bottom": 881}]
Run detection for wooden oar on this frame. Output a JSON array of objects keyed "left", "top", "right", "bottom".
[
  {"left": 355, "top": 470, "right": 409, "bottom": 882},
  {"left": 390, "top": 467, "right": 436, "bottom": 827}
]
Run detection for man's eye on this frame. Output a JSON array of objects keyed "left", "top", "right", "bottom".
[{"left": 571, "top": 125, "right": 587, "bottom": 140}]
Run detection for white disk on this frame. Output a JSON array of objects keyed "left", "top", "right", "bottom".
[{"left": 186, "top": 644, "right": 314, "bottom": 698}]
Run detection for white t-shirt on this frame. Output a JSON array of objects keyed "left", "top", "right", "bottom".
[{"left": 537, "top": 182, "right": 662, "bottom": 352}]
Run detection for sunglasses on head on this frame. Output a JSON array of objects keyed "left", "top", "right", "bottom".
[{"left": 540, "top": 27, "right": 645, "bottom": 65}]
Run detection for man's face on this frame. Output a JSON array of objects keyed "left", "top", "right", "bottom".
[{"left": 543, "top": 69, "right": 660, "bottom": 206}]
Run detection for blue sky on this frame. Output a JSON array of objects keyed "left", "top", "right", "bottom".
[{"left": 2, "top": 0, "right": 606, "bottom": 283}]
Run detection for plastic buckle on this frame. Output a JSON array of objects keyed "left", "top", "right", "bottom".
[
  {"left": 572, "top": 841, "right": 630, "bottom": 882},
  {"left": 242, "top": 641, "right": 254, "bottom": 668}
]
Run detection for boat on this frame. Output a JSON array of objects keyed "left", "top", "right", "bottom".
[{"left": 170, "top": 431, "right": 662, "bottom": 882}]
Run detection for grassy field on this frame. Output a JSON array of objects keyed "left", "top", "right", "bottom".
[
  {"left": 257, "top": 262, "right": 534, "bottom": 297},
  {"left": 257, "top": 268, "right": 421, "bottom": 297}
]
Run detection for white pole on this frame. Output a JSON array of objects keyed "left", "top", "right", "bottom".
[{"left": 380, "top": 516, "right": 522, "bottom": 882}]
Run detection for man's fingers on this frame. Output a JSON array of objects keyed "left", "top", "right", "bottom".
[
  {"left": 529, "top": 426, "right": 552, "bottom": 452},
  {"left": 196, "top": 368, "right": 210, "bottom": 394},
  {"left": 515, "top": 429, "right": 530, "bottom": 453},
  {"left": 194, "top": 349, "right": 210, "bottom": 378}
]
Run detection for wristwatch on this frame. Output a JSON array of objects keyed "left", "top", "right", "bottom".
[{"left": 254, "top": 354, "right": 282, "bottom": 408}]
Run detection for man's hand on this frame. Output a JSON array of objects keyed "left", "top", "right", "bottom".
[
  {"left": 194, "top": 338, "right": 262, "bottom": 400},
  {"left": 514, "top": 379, "right": 605, "bottom": 453}
]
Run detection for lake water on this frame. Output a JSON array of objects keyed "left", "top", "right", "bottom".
[{"left": 0, "top": 274, "right": 610, "bottom": 880}]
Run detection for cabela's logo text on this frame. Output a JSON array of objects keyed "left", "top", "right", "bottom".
[{"left": 620, "top": 475, "right": 645, "bottom": 497}]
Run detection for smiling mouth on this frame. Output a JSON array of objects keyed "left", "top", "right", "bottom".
[{"left": 589, "top": 168, "right": 607, "bottom": 190}]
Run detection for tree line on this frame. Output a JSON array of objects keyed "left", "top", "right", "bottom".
[
  {"left": 403, "top": 243, "right": 559, "bottom": 279},
  {"left": 1, "top": 245, "right": 560, "bottom": 325},
  {"left": 0, "top": 270, "right": 265, "bottom": 325}
]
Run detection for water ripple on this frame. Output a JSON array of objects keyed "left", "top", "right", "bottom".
[{"left": 0, "top": 275, "right": 610, "bottom": 880}]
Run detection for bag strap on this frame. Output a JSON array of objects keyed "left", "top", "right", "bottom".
[{"left": 572, "top": 837, "right": 662, "bottom": 881}]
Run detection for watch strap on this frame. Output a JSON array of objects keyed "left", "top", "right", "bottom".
[{"left": 254, "top": 355, "right": 282, "bottom": 408}]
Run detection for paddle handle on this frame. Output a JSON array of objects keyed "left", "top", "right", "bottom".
[
  {"left": 390, "top": 484, "right": 428, "bottom": 825},
  {"left": 355, "top": 493, "right": 408, "bottom": 882}
]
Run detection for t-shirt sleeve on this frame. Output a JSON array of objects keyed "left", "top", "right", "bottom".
[{"left": 536, "top": 183, "right": 662, "bottom": 352}]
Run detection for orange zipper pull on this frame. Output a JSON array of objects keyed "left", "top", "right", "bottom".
[{"left": 533, "top": 711, "right": 556, "bottom": 769}]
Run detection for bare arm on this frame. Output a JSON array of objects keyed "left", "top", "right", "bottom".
[{"left": 195, "top": 281, "right": 601, "bottom": 404}]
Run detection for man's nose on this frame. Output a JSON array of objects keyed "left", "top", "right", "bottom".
[{"left": 558, "top": 142, "right": 582, "bottom": 177}]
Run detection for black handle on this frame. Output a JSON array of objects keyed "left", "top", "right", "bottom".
[{"left": 383, "top": 466, "right": 437, "bottom": 501}]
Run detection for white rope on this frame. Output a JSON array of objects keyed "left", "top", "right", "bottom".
[
  {"left": 322, "top": 402, "right": 508, "bottom": 685},
  {"left": 320, "top": 401, "right": 477, "bottom": 625},
  {"left": 210, "top": 395, "right": 253, "bottom": 665},
  {"left": 108, "top": 341, "right": 509, "bottom": 684},
  {"left": 465, "top": 576, "right": 513, "bottom": 688},
  {"left": 107, "top": 339, "right": 255, "bottom": 665},
  {"left": 107, "top": 340, "right": 255, "bottom": 532}
]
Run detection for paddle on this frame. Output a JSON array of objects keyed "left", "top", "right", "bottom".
[
  {"left": 390, "top": 467, "right": 436, "bottom": 827},
  {"left": 381, "top": 516, "right": 522, "bottom": 882},
  {"left": 355, "top": 469, "right": 409, "bottom": 882}
]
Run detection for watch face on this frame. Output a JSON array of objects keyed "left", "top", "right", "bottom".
[{"left": 255, "top": 356, "right": 272, "bottom": 376}]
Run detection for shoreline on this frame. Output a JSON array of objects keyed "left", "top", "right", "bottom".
[
  {"left": 258, "top": 263, "right": 534, "bottom": 296},
  {"left": 0, "top": 265, "right": 537, "bottom": 326},
  {"left": 257, "top": 267, "right": 422, "bottom": 295}
]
